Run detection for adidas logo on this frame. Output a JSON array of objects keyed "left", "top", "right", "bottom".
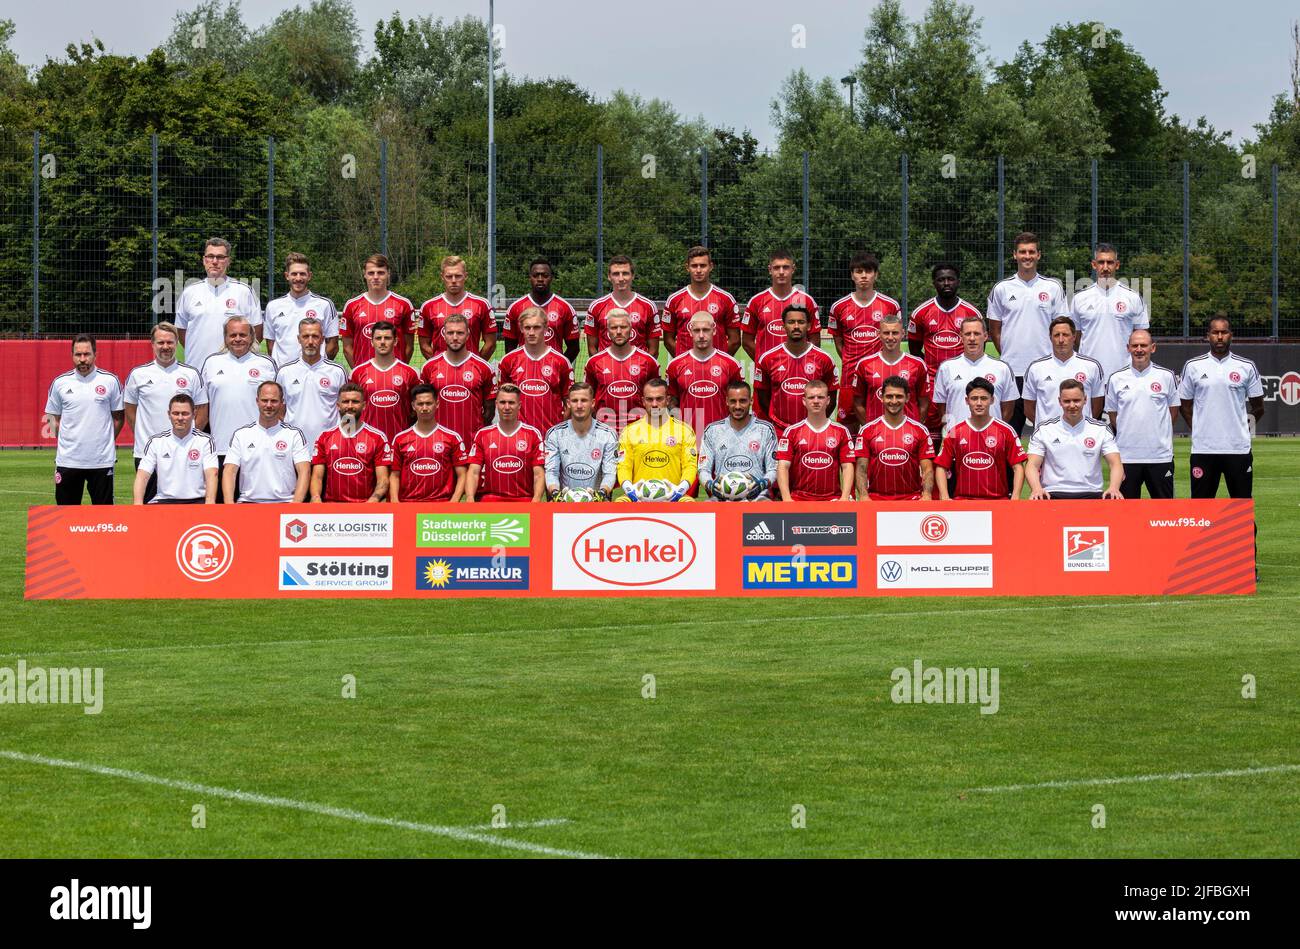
[
  {"left": 1164, "top": 470, "right": 1172, "bottom": 477},
  {"left": 747, "top": 521, "right": 776, "bottom": 542}
]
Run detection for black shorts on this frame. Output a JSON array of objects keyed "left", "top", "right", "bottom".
[
  {"left": 1008, "top": 377, "right": 1027, "bottom": 437},
  {"left": 1048, "top": 490, "right": 1103, "bottom": 500},
  {"left": 55, "top": 466, "right": 115, "bottom": 505},
  {"left": 132, "top": 455, "right": 158, "bottom": 504},
  {"left": 151, "top": 497, "right": 205, "bottom": 504},
  {"left": 1190, "top": 453, "right": 1252, "bottom": 499},
  {"left": 1120, "top": 461, "right": 1175, "bottom": 499}
]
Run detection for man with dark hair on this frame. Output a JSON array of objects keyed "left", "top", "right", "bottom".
[
  {"left": 829, "top": 251, "right": 901, "bottom": 430},
  {"left": 1027, "top": 379, "right": 1123, "bottom": 500},
  {"left": 349, "top": 320, "right": 421, "bottom": 443},
  {"left": 909, "top": 263, "right": 982, "bottom": 449},
  {"left": 222, "top": 380, "right": 310, "bottom": 503},
  {"left": 742, "top": 249, "right": 820, "bottom": 361},
  {"left": 389, "top": 384, "right": 469, "bottom": 502},
  {"left": 934, "top": 378, "right": 1026, "bottom": 501},
  {"left": 44, "top": 335, "right": 124, "bottom": 505},
  {"left": 134, "top": 394, "right": 217, "bottom": 504},
  {"left": 1071, "top": 242, "right": 1149, "bottom": 380},
  {"left": 310, "top": 382, "right": 393, "bottom": 504},
  {"left": 585, "top": 255, "right": 660, "bottom": 358},
  {"left": 1021, "top": 315, "right": 1104, "bottom": 428},
  {"left": 616, "top": 377, "right": 698, "bottom": 502},
  {"left": 176, "top": 237, "right": 263, "bottom": 372},
  {"left": 662, "top": 246, "right": 740, "bottom": 357},
  {"left": 855, "top": 375, "right": 935, "bottom": 501},
  {"left": 930, "top": 316, "right": 1018, "bottom": 432},
  {"left": 264, "top": 252, "right": 338, "bottom": 365},
  {"left": 775, "top": 379, "right": 854, "bottom": 502},
  {"left": 543, "top": 383, "right": 619, "bottom": 498},
  {"left": 504, "top": 258, "right": 580, "bottom": 361},
  {"left": 754, "top": 304, "right": 839, "bottom": 433},
  {"left": 698, "top": 380, "right": 778, "bottom": 501}
]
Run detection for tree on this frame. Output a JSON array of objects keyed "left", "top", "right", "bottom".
[
  {"left": 245, "top": 0, "right": 361, "bottom": 106},
  {"left": 163, "top": 0, "right": 252, "bottom": 75}
]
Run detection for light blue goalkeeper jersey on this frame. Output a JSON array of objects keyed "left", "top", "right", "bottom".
[
  {"left": 698, "top": 415, "right": 779, "bottom": 499},
  {"left": 543, "top": 419, "right": 619, "bottom": 493}
]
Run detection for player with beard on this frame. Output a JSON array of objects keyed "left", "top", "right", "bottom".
[
  {"left": 349, "top": 321, "right": 421, "bottom": 444},
  {"left": 666, "top": 312, "right": 744, "bottom": 435},
  {"left": 754, "top": 304, "right": 838, "bottom": 433},
  {"left": 466, "top": 385, "right": 546, "bottom": 502},
  {"left": 698, "top": 380, "right": 778, "bottom": 501},
  {"left": 855, "top": 376, "right": 935, "bottom": 501},
  {"left": 419, "top": 313, "right": 496, "bottom": 447},
  {"left": 310, "top": 383, "right": 393, "bottom": 503},
  {"left": 584, "top": 309, "right": 661, "bottom": 432},
  {"left": 543, "top": 384, "right": 619, "bottom": 498},
  {"left": 850, "top": 312, "right": 927, "bottom": 428}
]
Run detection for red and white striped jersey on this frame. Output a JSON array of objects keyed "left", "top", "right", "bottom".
[
  {"left": 742, "top": 287, "right": 820, "bottom": 358},
  {"left": 419, "top": 352, "right": 496, "bottom": 448},
  {"left": 665, "top": 348, "right": 744, "bottom": 435},
  {"left": 339, "top": 292, "right": 417, "bottom": 367},
  {"left": 583, "top": 347, "right": 662, "bottom": 432},
  {"left": 503, "top": 293, "right": 580, "bottom": 350},
  {"left": 349, "top": 359, "right": 420, "bottom": 443},
  {"left": 776, "top": 418, "right": 854, "bottom": 501},
  {"left": 827, "top": 291, "right": 900, "bottom": 370},
  {"left": 390, "top": 424, "right": 469, "bottom": 501},
  {"left": 754, "top": 343, "right": 839, "bottom": 433},
  {"left": 849, "top": 352, "right": 928, "bottom": 422},
  {"left": 855, "top": 415, "right": 935, "bottom": 501},
  {"left": 417, "top": 292, "right": 496, "bottom": 355},
  {"left": 661, "top": 285, "right": 739, "bottom": 353},
  {"left": 585, "top": 293, "right": 661, "bottom": 351},
  {"left": 934, "top": 417, "right": 1027, "bottom": 500}
]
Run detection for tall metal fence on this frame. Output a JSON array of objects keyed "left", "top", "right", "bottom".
[{"left": 0, "top": 132, "right": 1294, "bottom": 339}]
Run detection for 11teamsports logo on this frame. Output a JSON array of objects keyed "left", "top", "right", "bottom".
[{"left": 1064, "top": 527, "right": 1109, "bottom": 572}]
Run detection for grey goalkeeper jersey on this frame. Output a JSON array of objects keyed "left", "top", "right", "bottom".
[
  {"left": 543, "top": 419, "right": 619, "bottom": 492},
  {"left": 698, "top": 416, "right": 779, "bottom": 499}
]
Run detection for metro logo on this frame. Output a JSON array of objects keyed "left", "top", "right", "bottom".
[
  {"left": 687, "top": 380, "right": 719, "bottom": 398},
  {"left": 519, "top": 379, "right": 550, "bottom": 396},
  {"left": 801, "top": 450, "right": 834, "bottom": 470},
  {"left": 963, "top": 451, "right": 994, "bottom": 471},
  {"left": 493, "top": 455, "right": 524, "bottom": 474},
  {"left": 440, "top": 384, "right": 470, "bottom": 402},
  {"left": 878, "top": 447, "right": 910, "bottom": 467},
  {"left": 332, "top": 457, "right": 364, "bottom": 476},
  {"left": 370, "top": 390, "right": 399, "bottom": 408},
  {"left": 409, "top": 458, "right": 441, "bottom": 476}
]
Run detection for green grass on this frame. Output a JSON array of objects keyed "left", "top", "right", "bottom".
[{"left": 2, "top": 441, "right": 1298, "bottom": 857}]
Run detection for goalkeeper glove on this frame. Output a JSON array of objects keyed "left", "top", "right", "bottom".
[
  {"left": 621, "top": 480, "right": 640, "bottom": 502},
  {"left": 668, "top": 479, "right": 691, "bottom": 502},
  {"left": 745, "top": 477, "right": 769, "bottom": 500}
]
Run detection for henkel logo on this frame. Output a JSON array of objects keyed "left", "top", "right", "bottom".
[
  {"left": 607, "top": 380, "right": 637, "bottom": 399},
  {"left": 964, "top": 451, "right": 994, "bottom": 470},
  {"left": 440, "top": 384, "right": 470, "bottom": 402},
  {"left": 878, "top": 447, "right": 910, "bottom": 467},
  {"left": 370, "top": 389, "right": 399, "bottom": 408},
  {"left": 362, "top": 324, "right": 374, "bottom": 338},
  {"left": 409, "top": 457, "right": 441, "bottom": 477},
  {"left": 766, "top": 318, "right": 784, "bottom": 335},
  {"left": 175, "top": 524, "right": 233, "bottom": 582},
  {"left": 572, "top": 518, "right": 696, "bottom": 586},
  {"left": 802, "top": 450, "right": 834, "bottom": 470},
  {"left": 780, "top": 377, "right": 808, "bottom": 396},
  {"left": 850, "top": 325, "right": 878, "bottom": 342},
  {"left": 920, "top": 515, "right": 948, "bottom": 542},
  {"left": 493, "top": 455, "right": 524, "bottom": 474},
  {"left": 933, "top": 331, "right": 960, "bottom": 347},
  {"left": 688, "top": 380, "right": 719, "bottom": 398},
  {"left": 520, "top": 379, "right": 550, "bottom": 396},
  {"left": 333, "top": 457, "right": 364, "bottom": 476},
  {"left": 285, "top": 518, "right": 308, "bottom": 543}
]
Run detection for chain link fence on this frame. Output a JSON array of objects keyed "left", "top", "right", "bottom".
[{"left": 1, "top": 132, "right": 1294, "bottom": 341}]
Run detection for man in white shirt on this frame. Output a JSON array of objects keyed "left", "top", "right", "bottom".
[
  {"left": 175, "top": 237, "right": 263, "bottom": 372},
  {"left": 124, "top": 321, "right": 207, "bottom": 502},
  {"left": 276, "top": 316, "right": 348, "bottom": 452},
  {"left": 1178, "top": 315, "right": 1264, "bottom": 499},
  {"left": 1104, "top": 330, "right": 1180, "bottom": 498},
  {"left": 44, "top": 335, "right": 124, "bottom": 505},
  {"left": 1021, "top": 316, "right": 1105, "bottom": 428},
  {"left": 200, "top": 315, "right": 277, "bottom": 501},
  {"left": 930, "top": 316, "right": 1018, "bottom": 432},
  {"left": 263, "top": 252, "right": 338, "bottom": 365},
  {"left": 986, "top": 231, "right": 1068, "bottom": 434},
  {"left": 223, "top": 381, "right": 310, "bottom": 503},
  {"left": 133, "top": 394, "right": 217, "bottom": 504},
  {"left": 1071, "top": 243, "right": 1149, "bottom": 380},
  {"left": 1026, "top": 380, "right": 1123, "bottom": 500}
]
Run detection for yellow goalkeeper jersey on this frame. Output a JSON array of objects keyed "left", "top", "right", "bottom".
[{"left": 616, "top": 414, "right": 698, "bottom": 486}]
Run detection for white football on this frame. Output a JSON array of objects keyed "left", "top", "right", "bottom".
[
  {"left": 556, "top": 487, "right": 600, "bottom": 502},
  {"left": 634, "top": 478, "right": 675, "bottom": 501},
  {"left": 717, "top": 471, "right": 757, "bottom": 500}
]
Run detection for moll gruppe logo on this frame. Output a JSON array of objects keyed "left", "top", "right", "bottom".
[{"left": 552, "top": 513, "right": 716, "bottom": 591}]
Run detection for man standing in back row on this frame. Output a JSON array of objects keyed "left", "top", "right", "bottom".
[
  {"left": 742, "top": 249, "right": 820, "bottom": 361},
  {"left": 44, "top": 335, "right": 124, "bottom": 505},
  {"left": 1071, "top": 242, "right": 1148, "bottom": 380}
]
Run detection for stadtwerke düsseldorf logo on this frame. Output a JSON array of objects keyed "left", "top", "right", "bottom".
[{"left": 417, "top": 514, "right": 530, "bottom": 548}]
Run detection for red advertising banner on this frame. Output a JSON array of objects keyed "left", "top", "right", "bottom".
[{"left": 25, "top": 500, "right": 1255, "bottom": 599}]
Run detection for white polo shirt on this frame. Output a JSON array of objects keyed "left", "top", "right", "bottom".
[
  {"left": 986, "top": 273, "right": 1068, "bottom": 375},
  {"left": 44, "top": 367, "right": 123, "bottom": 469},
  {"left": 123, "top": 359, "right": 207, "bottom": 457},
  {"left": 176, "top": 278, "right": 263, "bottom": 372},
  {"left": 1071, "top": 281, "right": 1149, "bottom": 380},
  {"left": 1021, "top": 353, "right": 1105, "bottom": 427},
  {"left": 277, "top": 356, "right": 348, "bottom": 451},
  {"left": 263, "top": 292, "right": 338, "bottom": 366},
  {"left": 931, "top": 354, "right": 1019, "bottom": 431},
  {"left": 1029, "top": 416, "right": 1119, "bottom": 494},
  {"left": 1104, "top": 362, "right": 1180, "bottom": 463},
  {"left": 201, "top": 350, "right": 278, "bottom": 454},
  {"left": 226, "top": 421, "right": 310, "bottom": 503},
  {"left": 1177, "top": 352, "right": 1263, "bottom": 455},
  {"left": 138, "top": 428, "right": 217, "bottom": 501}
]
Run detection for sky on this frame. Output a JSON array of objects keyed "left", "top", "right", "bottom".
[{"left": 5, "top": 0, "right": 1295, "bottom": 148}]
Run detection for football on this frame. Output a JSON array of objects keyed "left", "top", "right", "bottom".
[
  {"left": 716, "top": 471, "right": 757, "bottom": 500},
  {"left": 633, "top": 478, "right": 676, "bottom": 501},
  {"left": 555, "top": 487, "right": 600, "bottom": 502}
]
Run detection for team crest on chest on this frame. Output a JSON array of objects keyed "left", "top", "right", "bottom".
[
  {"left": 516, "top": 439, "right": 527, "bottom": 451},
  {"left": 985, "top": 436, "right": 997, "bottom": 448}
]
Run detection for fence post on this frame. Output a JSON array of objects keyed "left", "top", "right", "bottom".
[
  {"left": 151, "top": 133, "right": 159, "bottom": 321},
  {"left": 266, "top": 137, "right": 275, "bottom": 302},
  {"left": 487, "top": 140, "right": 496, "bottom": 299},
  {"left": 1272, "top": 164, "right": 1279, "bottom": 338},
  {"left": 596, "top": 143, "right": 604, "bottom": 297},
  {"left": 31, "top": 131, "right": 39, "bottom": 336},
  {"left": 801, "top": 151, "right": 810, "bottom": 290},
  {"left": 900, "top": 152, "right": 909, "bottom": 318},
  {"left": 700, "top": 148, "right": 708, "bottom": 247},
  {"left": 1182, "top": 161, "right": 1190, "bottom": 338},
  {"left": 997, "top": 156, "right": 1005, "bottom": 282},
  {"left": 379, "top": 139, "right": 389, "bottom": 257},
  {"left": 1090, "top": 158, "right": 1098, "bottom": 259}
]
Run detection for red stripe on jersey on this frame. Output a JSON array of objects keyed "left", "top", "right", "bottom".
[
  {"left": 934, "top": 418, "right": 1027, "bottom": 500},
  {"left": 350, "top": 360, "right": 420, "bottom": 443},
  {"left": 585, "top": 294, "right": 661, "bottom": 350},
  {"left": 339, "top": 293, "right": 417, "bottom": 367},
  {"left": 776, "top": 419, "right": 853, "bottom": 501},
  {"left": 311, "top": 425, "right": 393, "bottom": 503},
  {"left": 468, "top": 424, "right": 545, "bottom": 500},
  {"left": 496, "top": 347, "right": 573, "bottom": 433},
  {"left": 828, "top": 292, "right": 900, "bottom": 368},
  {"left": 850, "top": 352, "right": 928, "bottom": 422},
  {"left": 909, "top": 297, "right": 981, "bottom": 428},
  {"left": 583, "top": 347, "right": 662, "bottom": 432},
  {"left": 754, "top": 344, "right": 839, "bottom": 433},
  {"left": 419, "top": 353, "right": 496, "bottom": 448},
  {"left": 391, "top": 425, "right": 468, "bottom": 501},
  {"left": 503, "top": 294, "right": 579, "bottom": 349},
  {"left": 662, "top": 286, "right": 739, "bottom": 353},
  {"left": 417, "top": 293, "right": 496, "bottom": 354},
  {"left": 742, "top": 288, "right": 820, "bottom": 358},
  {"left": 855, "top": 416, "right": 935, "bottom": 500},
  {"left": 666, "top": 349, "right": 743, "bottom": 434}
]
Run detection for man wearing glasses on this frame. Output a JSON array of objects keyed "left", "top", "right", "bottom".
[{"left": 176, "top": 237, "right": 263, "bottom": 373}]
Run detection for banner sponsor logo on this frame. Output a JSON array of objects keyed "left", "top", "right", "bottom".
[
  {"left": 417, "top": 514, "right": 530, "bottom": 547},
  {"left": 1064, "top": 527, "right": 1109, "bottom": 571},
  {"left": 553, "top": 513, "right": 716, "bottom": 590},
  {"left": 876, "top": 511, "right": 993, "bottom": 547},
  {"left": 875, "top": 554, "right": 993, "bottom": 588},
  {"left": 176, "top": 524, "right": 233, "bottom": 582},
  {"left": 743, "top": 555, "right": 857, "bottom": 589},
  {"left": 416, "top": 556, "right": 529, "bottom": 591},
  {"left": 279, "top": 513, "right": 393, "bottom": 548},
  {"left": 742, "top": 513, "right": 857, "bottom": 546},
  {"left": 279, "top": 556, "right": 392, "bottom": 590}
]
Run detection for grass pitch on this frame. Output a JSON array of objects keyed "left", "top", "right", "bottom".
[{"left": 1, "top": 441, "right": 1297, "bottom": 857}]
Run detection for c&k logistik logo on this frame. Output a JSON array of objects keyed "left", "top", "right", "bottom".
[
  {"left": 416, "top": 556, "right": 530, "bottom": 591},
  {"left": 743, "top": 555, "right": 857, "bottom": 589},
  {"left": 417, "top": 514, "right": 530, "bottom": 548},
  {"left": 279, "top": 513, "right": 393, "bottom": 548},
  {"left": 1064, "top": 528, "right": 1109, "bottom": 571}
]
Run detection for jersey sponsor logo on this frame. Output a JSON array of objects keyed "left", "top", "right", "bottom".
[
  {"left": 417, "top": 514, "right": 529, "bottom": 547},
  {"left": 367, "top": 389, "right": 399, "bottom": 409},
  {"left": 876, "top": 553, "right": 993, "bottom": 589},
  {"left": 962, "top": 451, "right": 995, "bottom": 471},
  {"left": 1064, "top": 527, "right": 1109, "bottom": 572},
  {"left": 176, "top": 524, "right": 234, "bottom": 582},
  {"left": 361, "top": 324, "right": 374, "bottom": 339},
  {"left": 279, "top": 513, "right": 393, "bottom": 548},
  {"left": 642, "top": 449, "right": 670, "bottom": 469},
  {"left": 416, "top": 555, "right": 529, "bottom": 591},
  {"left": 555, "top": 514, "right": 715, "bottom": 590},
  {"left": 332, "top": 457, "right": 365, "bottom": 476},
  {"left": 742, "top": 513, "right": 857, "bottom": 546},
  {"left": 766, "top": 318, "right": 784, "bottom": 336},
  {"left": 519, "top": 379, "right": 551, "bottom": 397},
  {"left": 492, "top": 455, "right": 524, "bottom": 474},
  {"left": 744, "top": 555, "right": 857, "bottom": 590},
  {"left": 564, "top": 462, "right": 596, "bottom": 481},
  {"left": 878, "top": 447, "right": 910, "bottom": 467},
  {"left": 800, "top": 450, "right": 834, "bottom": 471},
  {"left": 725, "top": 454, "right": 755, "bottom": 472},
  {"left": 279, "top": 556, "right": 392, "bottom": 591},
  {"left": 688, "top": 380, "right": 720, "bottom": 398},
  {"left": 849, "top": 325, "right": 878, "bottom": 343},
  {"left": 607, "top": 379, "right": 638, "bottom": 399},
  {"left": 780, "top": 377, "right": 808, "bottom": 396},
  {"left": 409, "top": 457, "right": 441, "bottom": 477},
  {"left": 932, "top": 330, "right": 960, "bottom": 347}
]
